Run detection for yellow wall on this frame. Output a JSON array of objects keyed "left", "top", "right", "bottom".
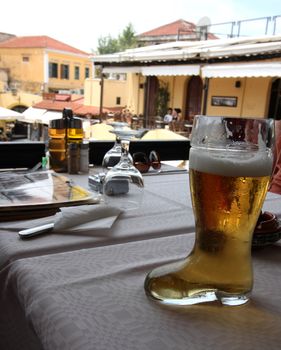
[
  {"left": 0, "top": 91, "right": 42, "bottom": 109},
  {"left": 84, "top": 74, "right": 190, "bottom": 115},
  {"left": 241, "top": 77, "right": 271, "bottom": 117},
  {"left": 170, "top": 76, "right": 187, "bottom": 110},
  {"left": 206, "top": 77, "right": 272, "bottom": 118},
  {"left": 83, "top": 70, "right": 276, "bottom": 120},
  {"left": 0, "top": 47, "right": 92, "bottom": 94},
  {"left": 84, "top": 79, "right": 100, "bottom": 106},
  {"left": 126, "top": 73, "right": 146, "bottom": 114},
  {"left": 103, "top": 79, "right": 127, "bottom": 107},
  {"left": 0, "top": 48, "right": 45, "bottom": 92},
  {"left": 47, "top": 51, "right": 92, "bottom": 92},
  {"left": 84, "top": 78, "right": 127, "bottom": 108}
]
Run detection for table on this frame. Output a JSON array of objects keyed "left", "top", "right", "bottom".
[
  {"left": 0, "top": 171, "right": 281, "bottom": 350},
  {"left": 0, "top": 171, "right": 193, "bottom": 271}
]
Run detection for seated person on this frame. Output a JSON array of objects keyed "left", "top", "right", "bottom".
[
  {"left": 163, "top": 108, "right": 173, "bottom": 123},
  {"left": 172, "top": 108, "right": 182, "bottom": 121}
]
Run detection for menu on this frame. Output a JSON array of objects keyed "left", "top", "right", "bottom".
[{"left": 0, "top": 170, "right": 96, "bottom": 221}]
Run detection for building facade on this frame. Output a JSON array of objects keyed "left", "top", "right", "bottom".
[
  {"left": 91, "top": 35, "right": 281, "bottom": 126},
  {"left": 0, "top": 35, "right": 93, "bottom": 110}
]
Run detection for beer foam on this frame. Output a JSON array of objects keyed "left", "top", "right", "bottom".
[{"left": 189, "top": 148, "right": 273, "bottom": 177}]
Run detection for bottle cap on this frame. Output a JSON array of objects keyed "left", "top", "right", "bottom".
[
  {"left": 68, "top": 117, "right": 82, "bottom": 129},
  {"left": 63, "top": 108, "right": 73, "bottom": 119},
  {"left": 49, "top": 118, "right": 67, "bottom": 129},
  {"left": 80, "top": 141, "right": 89, "bottom": 149}
]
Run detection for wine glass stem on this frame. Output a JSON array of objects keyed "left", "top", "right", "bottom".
[{"left": 121, "top": 139, "right": 130, "bottom": 163}]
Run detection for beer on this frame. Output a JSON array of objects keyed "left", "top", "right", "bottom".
[
  {"left": 188, "top": 164, "right": 270, "bottom": 294},
  {"left": 145, "top": 147, "right": 272, "bottom": 305}
]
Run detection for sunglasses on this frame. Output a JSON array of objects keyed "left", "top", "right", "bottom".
[{"left": 133, "top": 150, "right": 161, "bottom": 173}]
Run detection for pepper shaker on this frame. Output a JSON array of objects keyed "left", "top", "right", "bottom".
[
  {"left": 68, "top": 143, "right": 80, "bottom": 174},
  {"left": 79, "top": 141, "right": 89, "bottom": 173}
]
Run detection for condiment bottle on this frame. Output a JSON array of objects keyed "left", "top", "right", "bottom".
[
  {"left": 48, "top": 118, "right": 67, "bottom": 172},
  {"left": 79, "top": 141, "right": 89, "bottom": 173},
  {"left": 66, "top": 109, "right": 83, "bottom": 144},
  {"left": 68, "top": 143, "right": 80, "bottom": 174}
]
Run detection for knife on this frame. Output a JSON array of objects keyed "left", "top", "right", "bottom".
[{"left": 18, "top": 223, "right": 54, "bottom": 239}]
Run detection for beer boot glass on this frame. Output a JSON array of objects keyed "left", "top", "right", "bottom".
[{"left": 144, "top": 116, "right": 274, "bottom": 306}]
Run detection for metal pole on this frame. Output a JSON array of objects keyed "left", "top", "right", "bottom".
[
  {"left": 272, "top": 16, "right": 277, "bottom": 35},
  {"left": 99, "top": 69, "right": 104, "bottom": 117},
  {"left": 265, "top": 16, "right": 270, "bottom": 34},
  {"left": 143, "top": 77, "right": 150, "bottom": 128},
  {"left": 237, "top": 21, "right": 241, "bottom": 37},
  {"left": 202, "top": 78, "right": 209, "bottom": 115},
  {"left": 230, "top": 22, "right": 235, "bottom": 38}
]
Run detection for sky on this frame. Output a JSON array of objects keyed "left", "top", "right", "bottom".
[{"left": 1, "top": 0, "right": 280, "bottom": 53}]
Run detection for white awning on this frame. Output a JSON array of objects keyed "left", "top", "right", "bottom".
[
  {"left": 103, "top": 66, "right": 142, "bottom": 74},
  {"left": 141, "top": 65, "right": 200, "bottom": 76},
  {"left": 0, "top": 107, "right": 24, "bottom": 121},
  {"left": 21, "top": 107, "right": 62, "bottom": 125},
  {"left": 21, "top": 107, "right": 47, "bottom": 123},
  {"left": 201, "top": 62, "right": 281, "bottom": 78},
  {"left": 41, "top": 111, "right": 63, "bottom": 125},
  {"left": 103, "top": 64, "right": 200, "bottom": 76}
]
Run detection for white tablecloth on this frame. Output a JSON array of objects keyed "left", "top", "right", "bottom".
[
  {"left": 0, "top": 171, "right": 281, "bottom": 350},
  {"left": 0, "top": 172, "right": 193, "bottom": 270},
  {"left": 1, "top": 234, "right": 281, "bottom": 350}
]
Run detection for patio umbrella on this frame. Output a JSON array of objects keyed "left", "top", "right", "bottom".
[
  {"left": 90, "top": 123, "right": 115, "bottom": 140},
  {"left": 141, "top": 128, "right": 188, "bottom": 140},
  {"left": 0, "top": 107, "right": 24, "bottom": 121}
]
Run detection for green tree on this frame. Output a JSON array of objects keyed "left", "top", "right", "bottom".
[
  {"left": 97, "top": 23, "right": 137, "bottom": 54},
  {"left": 118, "top": 23, "right": 137, "bottom": 51},
  {"left": 97, "top": 35, "right": 120, "bottom": 54}
]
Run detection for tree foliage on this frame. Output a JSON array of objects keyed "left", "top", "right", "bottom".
[{"left": 97, "top": 23, "right": 137, "bottom": 54}]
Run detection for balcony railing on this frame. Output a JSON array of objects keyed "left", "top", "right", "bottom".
[{"left": 195, "top": 15, "right": 281, "bottom": 40}]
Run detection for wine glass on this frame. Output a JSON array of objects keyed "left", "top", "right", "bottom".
[
  {"left": 103, "top": 130, "right": 144, "bottom": 211},
  {"left": 102, "top": 122, "right": 130, "bottom": 169}
]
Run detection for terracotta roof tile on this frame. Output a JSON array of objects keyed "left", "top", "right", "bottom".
[
  {"left": 75, "top": 105, "right": 107, "bottom": 115},
  {"left": 33, "top": 100, "right": 81, "bottom": 112},
  {"left": 138, "top": 19, "right": 196, "bottom": 36},
  {"left": 0, "top": 35, "right": 89, "bottom": 55},
  {"left": 138, "top": 19, "right": 217, "bottom": 39},
  {"left": 33, "top": 100, "right": 122, "bottom": 116}
]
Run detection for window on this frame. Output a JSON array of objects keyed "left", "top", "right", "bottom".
[
  {"left": 22, "top": 56, "right": 29, "bottom": 62},
  {"left": 60, "top": 64, "right": 69, "bottom": 79},
  {"left": 85, "top": 67, "right": 90, "bottom": 78},
  {"left": 49, "top": 63, "right": 58, "bottom": 78},
  {"left": 116, "top": 97, "right": 121, "bottom": 105},
  {"left": 74, "top": 66, "right": 80, "bottom": 80}
]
